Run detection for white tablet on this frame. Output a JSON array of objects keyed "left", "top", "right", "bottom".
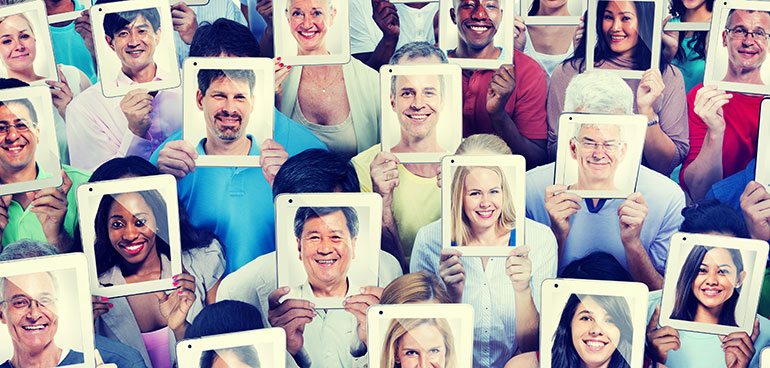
[
  {"left": 48, "top": 0, "right": 93, "bottom": 24},
  {"left": 272, "top": 0, "right": 351, "bottom": 65},
  {"left": 0, "top": 86, "right": 62, "bottom": 196},
  {"left": 756, "top": 98, "right": 770, "bottom": 190},
  {"left": 440, "top": 154, "right": 526, "bottom": 257},
  {"left": 182, "top": 57, "right": 274, "bottom": 167},
  {"left": 761, "top": 346, "right": 770, "bottom": 367},
  {"left": 275, "top": 193, "right": 381, "bottom": 309},
  {"left": 659, "top": 232, "right": 768, "bottom": 335},
  {"left": 76, "top": 174, "right": 183, "bottom": 298},
  {"left": 177, "top": 328, "right": 286, "bottom": 368},
  {"left": 554, "top": 113, "right": 647, "bottom": 199},
  {"left": 586, "top": 0, "right": 663, "bottom": 79},
  {"left": 703, "top": 0, "right": 770, "bottom": 95},
  {"left": 0, "top": 1, "right": 58, "bottom": 83},
  {"left": 367, "top": 304, "right": 474, "bottom": 368},
  {"left": 380, "top": 63, "right": 462, "bottom": 163},
  {"left": 91, "top": 0, "right": 181, "bottom": 97},
  {"left": 0, "top": 253, "right": 95, "bottom": 368},
  {"left": 438, "top": 0, "right": 515, "bottom": 69},
  {"left": 520, "top": 0, "right": 584, "bottom": 26},
  {"left": 539, "top": 279, "right": 648, "bottom": 368}
]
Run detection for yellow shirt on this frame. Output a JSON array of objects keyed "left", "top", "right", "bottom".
[{"left": 351, "top": 145, "right": 441, "bottom": 264}]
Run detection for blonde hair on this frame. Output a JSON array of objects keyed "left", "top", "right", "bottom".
[
  {"left": 380, "top": 272, "right": 453, "bottom": 305},
  {"left": 455, "top": 134, "right": 512, "bottom": 155},
  {"left": 380, "top": 318, "right": 457, "bottom": 368},
  {"left": 0, "top": 12, "right": 35, "bottom": 36},
  {"left": 450, "top": 165, "right": 516, "bottom": 246}
]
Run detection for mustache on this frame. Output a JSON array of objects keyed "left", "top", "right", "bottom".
[{"left": 215, "top": 111, "right": 242, "bottom": 120}]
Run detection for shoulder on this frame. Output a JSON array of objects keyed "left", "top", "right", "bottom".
[
  {"left": 513, "top": 49, "right": 547, "bottom": 76},
  {"left": 526, "top": 163, "right": 556, "bottom": 193},
  {"left": 273, "top": 109, "right": 328, "bottom": 154},
  {"left": 637, "top": 166, "right": 685, "bottom": 203},
  {"left": 662, "top": 64, "right": 684, "bottom": 80},
  {"left": 351, "top": 145, "right": 380, "bottom": 167},
  {"left": 62, "top": 164, "right": 92, "bottom": 185},
  {"left": 346, "top": 58, "right": 379, "bottom": 79},
  {"left": 68, "top": 83, "right": 105, "bottom": 111},
  {"left": 413, "top": 220, "right": 442, "bottom": 254},
  {"left": 686, "top": 83, "right": 704, "bottom": 102},
  {"left": 183, "top": 238, "right": 224, "bottom": 261}
]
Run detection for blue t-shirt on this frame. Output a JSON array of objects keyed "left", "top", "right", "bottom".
[
  {"left": 706, "top": 158, "right": 756, "bottom": 223},
  {"left": 49, "top": 0, "right": 97, "bottom": 84},
  {"left": 647, "top": 290, "right": 770, "bottom": 368},
  {"left": 150, "top": 108, "right": 326, "bottom": 275}
]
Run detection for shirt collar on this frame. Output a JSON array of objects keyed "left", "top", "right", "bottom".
[
  {"left": 114, "top": 64, "right": 169, "bottom": 87},
  {"left": 195, "top": 134, "right": 258, "bottom": 156}
]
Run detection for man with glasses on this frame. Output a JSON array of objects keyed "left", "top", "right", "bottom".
[
  {"left": 0, "top": 94, "right": 89, "bottom": 252},
  {"left": 568, "top": 123, "right": 627, "bottom": 191},
  {"left": 526, "top": 71, "right": 685, "bottom": 291},
  {"left": 721, "top": 9, "right": 770, "bottom": 84},
  {"left": 680, "top": 10, "right": 769, "bottom": 200},
  {"left": 0, "top": 271, "right": 84, "bottom": 367}
]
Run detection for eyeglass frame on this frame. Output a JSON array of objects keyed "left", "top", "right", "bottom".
[
  {"left": 0, "top": 120, "right": 38, "bottom": 136},
  {"left": 570, "top": 136, "right": 625, "bottom": 152},
  {"left": 725, "top": 26, "right": 770, "bottom": 41},
  {"left": 0, "top": 295, "right": 57, "bottom": 310}
]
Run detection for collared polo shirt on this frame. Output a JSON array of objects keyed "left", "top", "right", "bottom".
[{"left": 2, "top": 164, "right": 91, "bottom": 247}]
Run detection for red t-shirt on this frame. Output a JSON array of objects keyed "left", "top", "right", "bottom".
[
  {"left": 460, "top": 49, "right": 548, "bottom": 140},
  {"left": 679, "top": 83, "right": 763, "bottom": 190}
]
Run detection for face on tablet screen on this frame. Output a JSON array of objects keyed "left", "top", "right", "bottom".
[
  {"left": 94, "top": 190, "right": 169, "bottom": 280},
  {"left": 295, "top": 206, "right": 357, "bottom": 298},
  {"left": 670, "top": 245, "right": 748, "bottom": 326},
  {"left": 568, "top": 123, "right": 627, "bottom": 191},
  {"left": 552, "top": 294, "right": 632, "bottom": 368},
  {"left": 102, "top": 7, "right": 163, "bottom": 83},
  {"left": 284, "top": 0, "right": 337, "bottom": 56},
  {"left": 0, "top": 98, "right": 39, "bottom": 179},
  {"left": 200, "top": 346, "right": 261, "bottom": 368},
  {"left": 448, "top": 0, "right": 503, "bottom": 58},
  {"left": 195, "top": 69, "right": 256, "bottom": 154},
  {"left": 450, "top": 166, "right": 516, "bottom": 246},
  {"left": 720, "top": 9, "right": 770, "bottom": 85},
  {"left": 390, "top": 72, "right": 447, "bottom": 154},
  {"left": 0, "top": 14, "right": 40, "bottom": 81},
  {"left": 381, "top": 318, "right": 456, "bottom": 368}
]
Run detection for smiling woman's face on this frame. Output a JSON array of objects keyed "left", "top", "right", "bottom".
[
  {"left": 107, "top": 192, "right": 158, "bottom": 264},
  {"left": 286, "top": 0, "right": 336, "bottom": 55},
  {"left": 396, "top": 323, "right": 447, "bottom": 368},
  {"left": 0, "top": 14, "right": 36, "bottom": 74},
  {"left": 601, "top": 1, "right": 639, "bottom": 58},
  {"left": 691, "top": 247, "right": 744, "bottom": 315},
  {"left": 570, "top": 296, "right": 621, "bottom": 368}
]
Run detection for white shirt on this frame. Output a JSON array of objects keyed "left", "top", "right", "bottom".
[{"left": 349, "top": 1, "right": 438, "bottom": 54}]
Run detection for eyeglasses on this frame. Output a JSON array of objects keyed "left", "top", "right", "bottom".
[
  {"left": 726, "top": 27, "right": 770, "bottom": 41},
  {"left": 0, "top": 121, "right": 34, "bottom": 136},
  {"left": 573, "top": 137, "right": 622, "bottom": 152},
  {"left": 0, "top": 295, "right": 56, "bottom": 310}
]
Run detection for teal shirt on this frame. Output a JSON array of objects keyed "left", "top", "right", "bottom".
[
  {"left": 2, "top": 165, "right": 91, "bottom": 247},
  {"left": 670, "top": 18, "right": 706, "bottom": 93},
  {"left": 50, "top": 0, "right": 98, "bottom": 84}
]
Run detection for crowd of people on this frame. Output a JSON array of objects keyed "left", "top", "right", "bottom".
[{"left": 0, "top": 0, "right": 769, "bottom": 366}]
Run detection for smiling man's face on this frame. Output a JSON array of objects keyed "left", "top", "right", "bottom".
[
  {"left": 451, "top": 0, "right": 501, "bottom": 51},
  {"left": 0, "top": 102, "right": 38, "bottom": 176},
  {"left": 106, "top": 13, "right": 161, "bottom": 78},
  {"left": 0, "top": 273, "right": 59, "bottom": 355},
  {"left": 297, "top": 210, "right": 356, "bottom": 293},
  {"left": 569, "top": 124, "right": 627, "bottom": 190}
]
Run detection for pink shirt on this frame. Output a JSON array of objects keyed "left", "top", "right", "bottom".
[
  {"left": 65, "top": 67, "right": 182, "bottom": 171},
  {"left": 461, "top": 49, "right": 548, "bottom": 140}
]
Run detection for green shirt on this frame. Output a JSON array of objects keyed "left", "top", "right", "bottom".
[{"left": 2, "top": 165, "right": 91, "bottom": 247}]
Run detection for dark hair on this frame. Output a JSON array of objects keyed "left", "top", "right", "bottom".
[
  {"left": 561, "top": 252, "right": 633, "bottom": 281},
  {"left": 551, "top": 294, "right": 633, "bottom": 368},
  {"left": 670, "top": 245, "right": 744, "bottom": 326},
  {"left": 189, "top": 19, "right": 260, "bottom": 57},
  {"left": 102, "top": 7, "right": 161, "bottom": 39},
  {"left": 197, "top": 69, "right": 256, "bottom": 97},
  {"left": 670, "top": 0, "right": 713, "bottom": 18},
  {"left": 200, "top": 346, "right": 260, "bottom": 368},
  {"left": 0, "top": 98, "right": 37, "bottom": 124},
  {"left": 0, "top": 78, "right": 29, "bottom": 89},
  {"left": 184, "top": 300, "right": 265, "bottom": 339},
  {"left": 94, "top": 189, "right": 169, "bottom": 276},
  {"left": 87, "top": 157, "right": 215, "bottom": 257},
  {"left": 567, "top": 1, "right": 668, "bottom": 73},
  {"left": 680, "top": 199, "right": 750, "bottom": 238},
  {"left": 271, "top": 149, "right": 360, "bottom": 198},
  {"left": 293, "top": 206, "right": 359, "bottom": 239},
  {"left": 669, "top": 0, "right": 712, "bottom": 63}
]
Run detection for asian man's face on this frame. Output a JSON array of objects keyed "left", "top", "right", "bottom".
[
  {"left": 569, "top": 124, "right": 627, "bottom": 187},
  {"left": 196, "top": 75, "right": 254, "bottom": 143},
  {"left": 106, "top": 13, "right": 161, "bottom": 76},
  {"left": 0, "top": 273, "right": 59, "bottom": 354},
  {"left": 451, "top": 0, "right": 501, "bottom": 50},
  {"left": 297, "top": 210, "right": 356, "bottom": 290},
  {"left": 0, "top": 102, "right": 38, "bottom": 174}
]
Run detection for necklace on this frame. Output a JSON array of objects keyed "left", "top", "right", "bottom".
[{"left": 303, "top": 66, "right": 343, "bottom": 93}]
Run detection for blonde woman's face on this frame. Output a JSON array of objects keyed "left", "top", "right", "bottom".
[
  {"left": 0, "top": 15, "right": 36, "bottom": 73},
  {"left": 396, "top": 323, "right": 447, "bottom": 368},
  {"left": 462, "top": 167, "right": 503, "bottom": 233}
]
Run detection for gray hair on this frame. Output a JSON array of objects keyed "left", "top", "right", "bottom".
[
  {"left": 0, "top": 272, "right": 59, "bottom": 310},
  {"left": 285, "top": 0, "right": 334, "bottom": 14},
  {"left": 563, "top": 71, "right": 634, "bottom": 114},
  {"left": 0, "top": 240, "right": 60, "bottom": 309},
  {"left": 572, "top": 123, "right": 627, "bottom": 145},
  {"left": 389, "top": 42, "right": 449, "bottom": 105},
  {"left": 726, "top": 8, "right": 770, "bottom": 29}
]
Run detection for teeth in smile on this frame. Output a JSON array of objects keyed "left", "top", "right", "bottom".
[
  {"left": 316, "top": 259, "right": 336, "bottom": 265},
  {"left": 408, "top": 114, "right": 428, "bottom": 119},
  {"left": 5, "top": 146, "right": 22, "bottom": 153},
  {"left": 470, "top": 26, "right": 489, "bottom": 32},
  {"left": 300, "top": 32, "right": 316, "bottom": 37},
  {"left": 23, "top": 325, "right": 45, "bottom": 330},
  {"left": 611, "top": 36, "right": 626, "bottom": 40},
  {"left": 586, "top": 341, "right": 606, "bottom": 348},
  {"left": 477, "top": 210, "right": 494, "bottom": 216},
  {"left": 124, "top": 243, "right": 142, "bottom": 251},
  {"left": 703, "top": 289, "right": 721, "bottom": 296}
]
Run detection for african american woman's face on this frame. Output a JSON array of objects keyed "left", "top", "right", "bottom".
[{"left": 107, "top": 192, "right": 158, "bottom": 264}]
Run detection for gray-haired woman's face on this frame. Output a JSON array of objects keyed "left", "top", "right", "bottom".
[{"left": 286, "top": 0, "right": 336, "bottom": 55}]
